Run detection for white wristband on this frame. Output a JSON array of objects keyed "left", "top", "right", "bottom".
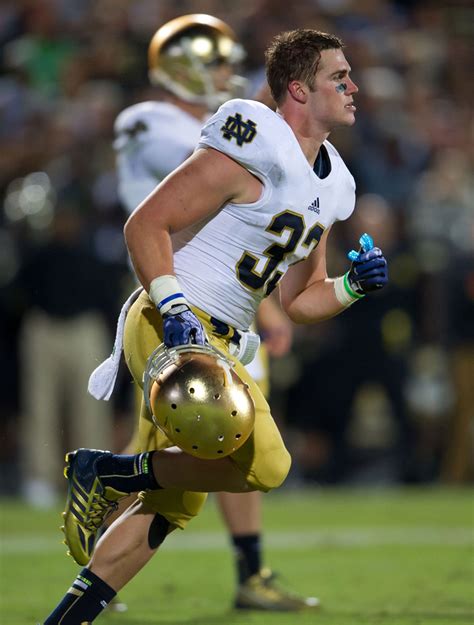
[
  {"left": 149, "top": 275, "right": 188, "bottom": 314},
  {"left": 333, "top": 273, "right": 365, "bottom": 307}
]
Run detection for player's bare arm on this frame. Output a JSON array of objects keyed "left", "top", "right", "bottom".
[
  {"left": 124, "top": 146, "right": 262, "bottom": 290},
  {"left": 279, "top": 228, "right": 345, "bottom": 323},
  {"left": 256, "top": 297, "right": 292, "bottom": 357}
]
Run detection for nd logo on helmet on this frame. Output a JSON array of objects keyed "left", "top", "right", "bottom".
[{"left": 221, "top": 113, "right": 257, "bottom": 147}]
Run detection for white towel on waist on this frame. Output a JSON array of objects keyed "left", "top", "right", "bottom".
[{"left": 88, "top": 287, "right": 143, "bottom": 400}]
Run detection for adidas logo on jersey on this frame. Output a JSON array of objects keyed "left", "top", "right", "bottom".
[{"left": 307, "top": 198, "right": 320, "bottom": 214}]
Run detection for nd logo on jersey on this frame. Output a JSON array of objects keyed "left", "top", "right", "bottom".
[{"left": 221, "top": 113, "right": 257, "bottom": 147}]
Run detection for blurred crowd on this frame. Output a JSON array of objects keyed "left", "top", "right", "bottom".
[{"left": 0, "top": 0, "right": 472, "bottom": 502}]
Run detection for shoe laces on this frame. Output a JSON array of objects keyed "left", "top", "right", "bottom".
[
  {"left": 260, "top": 568, "right": 279, "bottom": 586},
  {"left": 260, "top": 569, "right": 300, "bottom": 599},
  {"left": 84, "top": 495, "right": 117, "bottom": 531}
]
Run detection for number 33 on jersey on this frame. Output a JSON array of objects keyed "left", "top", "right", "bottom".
[{"left": 172, "top": 99, "right": 356, "bottom": 330}]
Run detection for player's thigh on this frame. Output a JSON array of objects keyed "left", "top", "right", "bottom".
[
  {"left": 204, "top": 333, "right": 291, "bottom": 492},
  {"left": 124, "top": 290, "right": 163, "bottom": 389}
]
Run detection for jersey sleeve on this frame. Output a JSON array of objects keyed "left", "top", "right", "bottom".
[{"left": 197, "top": 99, "right": 280, "bottom": 184}]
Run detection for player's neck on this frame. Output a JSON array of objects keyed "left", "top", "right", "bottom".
[
  {"left": 175, "top": 98, "right": 209, "bottom": 121},
  {"left": 280, "top": 108, "right": 330, "bottom": 166},
  {"left": 296, "top": 133, "right": 330, "bottom": 166}
]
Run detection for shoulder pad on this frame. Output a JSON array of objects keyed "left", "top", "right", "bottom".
[{"left": 197, "top": 99, "right": 286, "bottom": 181}]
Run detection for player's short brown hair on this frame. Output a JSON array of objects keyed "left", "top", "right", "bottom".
[{"left": 265, "top": 29, "right": 344, "bottom": 104}]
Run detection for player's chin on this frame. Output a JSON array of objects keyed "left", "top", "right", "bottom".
[{"left": 340, "top": 110, "right": 356, "bottom": 126}]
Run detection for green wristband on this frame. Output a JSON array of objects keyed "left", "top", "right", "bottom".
[{"left": 343, "top": 272, "right": 365, "bottom": 300}]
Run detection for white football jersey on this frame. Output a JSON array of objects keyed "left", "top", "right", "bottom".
[
  {"left": 114, "top": 100, "right": 265, "bottom": 378},
  {"left": 173, "top": 99, "right": 356, "bottom": 330},
  {"left": 114, "top": 101, "right": 205, "bottom": 213}
]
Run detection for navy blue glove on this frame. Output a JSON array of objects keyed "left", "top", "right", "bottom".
[
  {"left": 162, "top": 304, "right": 206, "bottom": 348},
  {"left": 347, "top": 233, "right": 388, "bottom": 294}
]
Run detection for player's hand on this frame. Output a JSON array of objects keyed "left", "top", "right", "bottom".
[
  {"left": 347, "top": 233, "right": 388, "bottom": 294},
  {"left": 262, "top": 324, "right": 293, "bottom": 357},
  {"left": 162, "top": 304, "right": 206, "bottom": 347}
]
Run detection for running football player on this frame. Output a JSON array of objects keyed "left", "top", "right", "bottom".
[
  {"left": 110, "top": 14, "right": 306, "bottom": 612},
  {"left": 42, "top": 27, "right": 388, "bottom": 624}
]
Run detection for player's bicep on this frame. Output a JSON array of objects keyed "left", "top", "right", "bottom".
[{"left": 279, "top": 227, "right": 330, "bottom": 311}]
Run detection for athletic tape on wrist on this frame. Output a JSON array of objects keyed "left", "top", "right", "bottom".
[
  {"left": 149, "top": 275, "right": 188, "bottom": 314},
  {"left": 333, "top": 273, "right": 365, "bottom": 307}
]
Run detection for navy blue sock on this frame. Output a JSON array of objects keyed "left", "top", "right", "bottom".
[
  {"left": 43, "top": 568, "right": 116, "bottom": 624},
  {"left": 232, "top": 534, "right": 262, "bottom": 583},
  {"left": 96, "top": 451, "right": 161, "bottom": 492}
]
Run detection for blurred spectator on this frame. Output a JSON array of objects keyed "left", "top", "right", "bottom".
[
  {"left": 406, "top": 147, "right": 474, "bottom": 482},
  {"left": 8, "top": 188, "right": 121, "bottom": 507}
]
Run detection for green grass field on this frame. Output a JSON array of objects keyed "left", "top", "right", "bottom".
[{"left": 1, "top": 487, "right": 473, "bottom": 625}]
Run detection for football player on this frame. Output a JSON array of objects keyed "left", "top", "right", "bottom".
[
  {"left": 105, "top": 13, "right": 307, "bottom": 613},
  {"left": 42, "top": 27, "right": 388, "bottom": 625}
]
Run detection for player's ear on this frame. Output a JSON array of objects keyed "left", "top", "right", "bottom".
[{"left": 287, "top": 80, "right": 308, "bottom": 104}]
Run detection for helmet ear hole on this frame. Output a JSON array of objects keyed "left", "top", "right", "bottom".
[{"left": 147, "top": 344, "right": 255, "bottom": 459}]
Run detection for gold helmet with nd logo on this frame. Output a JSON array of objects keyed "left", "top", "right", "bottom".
[
  {"left": 143, "top": 344, "right": 255, "bottom": 459},
  {"left": 148, "top": 14, "right": 247, "bottom": 110}
]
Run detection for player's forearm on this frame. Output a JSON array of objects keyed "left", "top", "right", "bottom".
[
  {"left": 283, "top": 277, "right": 347, "bottom": 324},
  {"left": 124, "top": 213, "right": 174, "bottom": 290}
]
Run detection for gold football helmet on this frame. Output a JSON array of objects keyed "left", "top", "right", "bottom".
[
  {"left": 148, "top": 14, "right": 247, "bottom": 110},
  {"left": 144, "top": 343, "right": 255, "bottom": 459}
]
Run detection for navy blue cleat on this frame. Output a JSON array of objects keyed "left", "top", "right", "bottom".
[{"left": 61, "top": 449, "right": 126, "bottom": 566}]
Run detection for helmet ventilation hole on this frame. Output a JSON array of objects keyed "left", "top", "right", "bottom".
[
  {"left": 235, "top": 433, "right": 241, "bottom": 439},
  {"left": 175, "top": 428, "right": 181, "bottom": 432},
  {"left": 214, "top": 393, "right": 220, "bottom": 399},
  {"left": 189, "top": 387, "right": 195, "bottom": 394},
  {"left": 218, "top": 435, "right": 224, "bottom": 442},
  {"left": 231, "top": 410, "right": 237, "bottom": 416},
  {"left": 217, "top": 450, "right": 224, "bottom": 454},
  {"left": 171, "top": 403, "right": 177, "bottom": 409},
  {"left": 192, "top": 445, "right": 198, "bottom": 450}
]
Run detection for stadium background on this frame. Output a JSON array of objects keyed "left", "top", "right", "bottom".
[
  {"left": 0, "top": 2, "right": 473, "bottom": 624},
  {"left": 0, "top": 0, "right": 472, "bottom": 493}
]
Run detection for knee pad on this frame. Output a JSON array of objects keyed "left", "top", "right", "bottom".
[{"left": 148, "top": 513, "right": 170, "bottom": 549}]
